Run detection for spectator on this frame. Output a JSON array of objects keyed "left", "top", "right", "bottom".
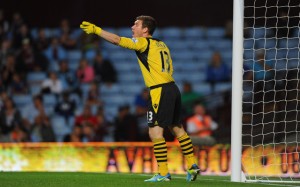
[
  {"left": 86, "top": 81, "right": 103, "bottom": 107},
  {"left": 224, "top": 20, "right": 233, "bottom": 39},
  {"left": 10, "top": 73, "right": 28, "bottom": 95},
  {"left": 59, "top": 18, "right": 77, "bottom": 50},
  {"left": 64, "top": 125, "right": 82, "bottom": 142},
  {"left": 41, "top": 71, "right": 63, "bottom": 95},
  {"left": 10, "top": 124, "right": 29, "bottom": 142},
  {"left": 95, "top": 107, "right": 110, "bottom": 142},
  {"left": 181, "top": 81, "right": 204, "bottom": 118},
  {"left": 186, "top": 103, "right": 218, "bottom": 146},
  {"left": 74, "top": 104, "right": 98, "bottom": 127},
  {"left": 81, "top": 122, "right": 102, "bottom": 142},
  {"left": 34, "top": 28, "right": 50, "bottom": 52},
  {"left": 57, "top": 60, "right": 81, "bottom": 96},
  {"left": 0, "top": 9, "right": 10, "bottom": 40},
  {"left": 0, "top": 39, "right": 14, "bottom": 67},
  {"left": 13, "top": 23, "right": 33, "bottom": 49},
  {"left": 93, "top": 52, "right": 117, "bottom": 84},
  {"left": 134, "top": 87, "right": 150, "bottom": 141},
  {"left": 0, "top": 97, "right": 25, "bottom": 142},
  {"left": 22, "top": 94, "right": 47, "bottom": 125},
  {"left": 31, "top": 113, "right": 56, "bottom": 142},
  {"left": 15, "top": 38, "right": 49, "bottom": 75},
  {"left": 134, "top": 87, "right": 149, "bottom": 116},
  {"left": 0, "top": 91, "right": 8, "bottom": 110},
  {"left": 206, "top": 52, "right": 230, "bottom": 91},
  {"left": 114, "top": 105, "right": 138, "bottom": 142},
  {"left": 54, "top": 91, "right": 76, "bottom": 123},
  {"left": 1, "top": 54, "right": 17, "bottom": 89},
  {"left": 79, "top": 32, "right": 99, "bottom": 52},
  {"left": 10, "top": 12, "right": 24, "bottom": 38},
  {"left": 275, "top": 10, "right": 295, "bottom": 38},
  {"left": 44, "top": 37, "right": 67, "bottom": 62},
  {"left": 250, "top": 49, "right": 275, "bottom": 113},
  {"left": 76, "top": 58, "right": 95, "bottom": 83}
]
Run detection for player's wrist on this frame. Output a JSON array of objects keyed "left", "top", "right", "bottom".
[{"left": 94, "top": 26, "right": 102, "bottom": 36}]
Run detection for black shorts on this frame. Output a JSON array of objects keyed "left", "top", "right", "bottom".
[{"left": 147, "top": 82, "right": 182, "bottom": 128}]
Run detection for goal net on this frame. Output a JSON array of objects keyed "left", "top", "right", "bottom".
[{"left": 241, "top": 0, "right": 300, "bottom": 183}]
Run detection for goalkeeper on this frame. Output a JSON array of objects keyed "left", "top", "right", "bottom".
[{"left": 80, "top": 15, "right": 200, "bottom": 182}]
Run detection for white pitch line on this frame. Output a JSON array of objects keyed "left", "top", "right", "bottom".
[{"left": 138, "top": 174, "right": 297, "bottom": 187}]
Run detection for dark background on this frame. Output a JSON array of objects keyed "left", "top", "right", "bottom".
[{"left": 1, "top": 0, "right": 234, "bottom": 27}]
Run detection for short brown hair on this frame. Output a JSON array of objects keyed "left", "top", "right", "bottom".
[{"left": 136, "top": 15, "right": 157, "bottom": 35}]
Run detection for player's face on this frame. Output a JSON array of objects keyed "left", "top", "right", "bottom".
[{"left": 131, "top": 20, "right": 145, "bottom": 37}]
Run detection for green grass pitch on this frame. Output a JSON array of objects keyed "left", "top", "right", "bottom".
[{"left": 0, "top": 172, "right": 297, "bottom": 187}]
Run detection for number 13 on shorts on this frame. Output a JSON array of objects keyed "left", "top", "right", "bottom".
[{"left": 147, "top": 111, "right": 153, "bottom": 123}]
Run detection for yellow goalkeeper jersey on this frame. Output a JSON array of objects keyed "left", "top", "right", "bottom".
[{"left": 118, "top": 37, "right": 175, "bottom": 88}]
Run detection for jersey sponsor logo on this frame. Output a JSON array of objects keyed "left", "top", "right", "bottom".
[
  {"left": 131, "top": 38, "right": 138, "bottom": 43},
  {"left": 153, "top": 104, "right": 158, "bottom": 109}
]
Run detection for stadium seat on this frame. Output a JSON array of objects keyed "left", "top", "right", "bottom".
[
  {"left": 194, "top": 49, "right": 213, "bottom": 61},
  {"left": 244, "top": 39, "right": 255, "bottom": 49},
  {"left": 68, "top": 60, "right": 79, "bottom": 71},
  {"left": 274, "top": 59, "right": 287, "bottom": 71},
  {"left": 80, "top": 83, "right": 91, "bottom": 98},
  {"left": 210, "top": 39, "right": 232, "bottom": 51},
  {"left": 292, "top": 27, "right": 300, "bottom": 37},
  {"left": 51, "top": 115, "right": 71, "bottom": 142},
  {"left": 287, "top": 59, "right": 299, "bottom": 69},
  {"left": 29, "top": 85, "right": 42, "bottom": 95},
  {"left": 256, "top": 38, "right": 277, "bottom": 49},
  {"left": 30, "top": 28, "right": 38, "bottom": 39},
  {"left": 248, "top": 27, "right": 274, "bottom": 39},
  {"left": 69, "top": 93, "right": 82, "bottom": 106},
  {"left": 67, "top": 50, "right": 82, "bottom": 61},
  {"left": 121, "top": 84, "right": 144, "bottom": 95},
  {"left": 193, "top": 83, "right": 212, "bottom": 95},
  {"left": 287, "top": 48, "right": 299, "bottom": 59},
  {"left": 206, "top": 27, "right": 225, "bottom": 38},
  {"left": 171, "top": 50, "right": 195, "bottom": 61},
  {"left": 243, "top": 50, "right": 255, "bottom": 60},
  {"left": 70, "top": 28, "right": 82, "bottom": 40},
  {"left": 102, "top": 94, "right": 128, "bottom": 107},
  {"left": 43, "top": 94, "right": 57, "bottom": 109},
  {"left": 219, "top": 50, "right": 232, "bottom": 62},
  {"left": 183, "top": 27, "right": 205, "bottom": 39},
  {"left": 214, "top": 82, "right": 232, "bottom": 93},
  {"left": 164, "top": 40, "right": 185, "bottom": 51},
  {"left": 48, "top": 60, "right": 59, "bottom": 72},
  {"left": 160, "top": 27, "right": 183, "bottom": 39},
  {"left": 12, "top": 94, "right": 32, "bottom": 108},
  {"left": 27, "top": 72, "right": 47, "bottom": 85},
  {"left": 192, "top": 40, "right": 209, "bottom": 50},
  {"left": 118, "top": 73, "right": 143, "bottom": 84},
  {"left": 100, "top": 84, "right": 122, "bottom": 96},
  {"left": 104, "top": 105, "right": 119, "bottom": 121},
  {"left": 84, "top": 49, "right": 97, "bottom": 61},
  {"left": 118, "top": 27, "right": 132, "bottom": 37}
]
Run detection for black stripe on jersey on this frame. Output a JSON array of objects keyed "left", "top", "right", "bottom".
[
  {"left": 151, "top": 38, "right": 161, "bottom": 42},
  {"left": 135, "top": 38, "right": 151, "bottom": 72}
]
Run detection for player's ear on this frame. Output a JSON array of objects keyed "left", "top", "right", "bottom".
[{"left": 143, "top": 27, "right": 149, "bottom": 34}]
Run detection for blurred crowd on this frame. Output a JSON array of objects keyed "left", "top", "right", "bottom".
[{"left": 0, "top": 10, "right": 234, "bottom": 144}]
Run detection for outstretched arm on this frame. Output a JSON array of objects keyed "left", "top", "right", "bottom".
[
  {"left": 80, "top": 21, "right": 120, "bottom": 45},
  {"left": 80, "top": 21, "right": 147, "bottom": 52}
]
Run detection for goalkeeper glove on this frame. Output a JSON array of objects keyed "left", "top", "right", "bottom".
[{"left": 80, "top": 21, "right": 102, "bottom": 35}]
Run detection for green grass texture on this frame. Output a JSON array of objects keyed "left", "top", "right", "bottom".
[{"left": 0, "top": 172, "right": 298, "bottom": 187}]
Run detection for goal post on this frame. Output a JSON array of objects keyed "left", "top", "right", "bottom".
[
  {"left": 231, "top": 0, "right": 244, "bottom": 183},
  {"left": 231, "top": 0, "right": 300, "bottom": 183}
]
